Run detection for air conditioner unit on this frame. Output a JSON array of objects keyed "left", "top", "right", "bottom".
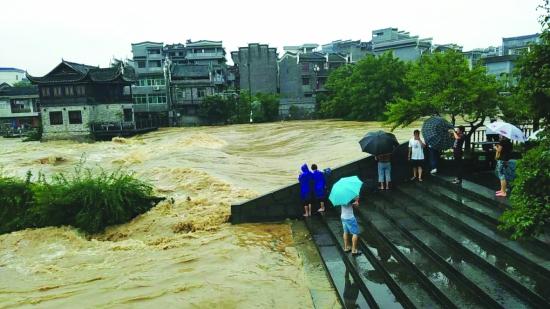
[{"left": 153, "top": 86, "right": 160, "bottom": 91}]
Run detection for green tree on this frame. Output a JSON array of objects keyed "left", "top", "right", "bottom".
[
  {"left": 386, "top": 50, "right": 500, "bottom": 150},
  {"left": 254, "top": 93, "right": 279, "bottom": 122},
  {"left": 507, "top": 0, "right": 550, "bottom": 130},
  {"left": 499, "top": 130, "right": 550, "bottom": 239},
  {"left": 12, "top": 81, "right": 31, "bottom": 88},
  {"left": 198, "top": 95, "right": 231, "bottom": 124},
  {"left": 320, "top": 53, "right": 410, "bottom": 120}
]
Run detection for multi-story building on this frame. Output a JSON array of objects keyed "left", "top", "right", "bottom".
[
  {"left": 164, "top": 43, "right": 186, "bottom": 64},
  {"left": 231, "top": 43, "right": 278, "bottom": 94},
  {"left": 278, "top": 50, "right": 347, "bottom": 117},
  {"left": 371, "top": 28, "right": 432, "bottom": 61},
  {"left": 0, "top": 67, "right": 28, "bottom": 86},
  {"left": 26, "top": 60, "right": 136, "bottom": 140},
  {"left": 475, "top": 33, "right": 540, "bottom": 79},
  {"left": 130, "top": 41, "right": 169, "bottom": 125},
  {"left": 321, "top": 40, "right": 371, "bottom": 63},
  {"left": 0, "top": 85, "right": 40, "bottom": 135},
  {"left": 283, "top": 44, "right": 318, "bottom": 54}
]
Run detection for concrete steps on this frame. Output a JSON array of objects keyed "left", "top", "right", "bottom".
[{"left": 304, "top": 179, "right": 550, "bottom": 308}]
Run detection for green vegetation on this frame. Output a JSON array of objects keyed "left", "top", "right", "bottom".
[
  {"left": 499, "top": 130, "right": 550, "bottom": 239},
  {"left": 320, "top": 53, "right": 411, "bottom": 121},
  {"left": 498, "top": 0, "right": 550, "bottom": 239},
  {"left": 385, "top": 50, "right": 501, "bottom": 150},
  {"left": 0, "top": 167, "right": 161, "bottom": 234},
  {"left": 198, "top": 92, "right": 279, "bottom": 125}
]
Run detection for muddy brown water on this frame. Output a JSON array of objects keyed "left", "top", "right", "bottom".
[{"left": 0, "top": 120, "right": 417, "bottom": 308}]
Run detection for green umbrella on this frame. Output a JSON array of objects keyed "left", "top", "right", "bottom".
[{"left": 329, "top": 176, "right": 363, "bottom": 207}]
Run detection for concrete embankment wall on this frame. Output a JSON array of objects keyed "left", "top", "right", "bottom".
[{"left": 230, "top": 142, "right": 413, "bottom": 224}]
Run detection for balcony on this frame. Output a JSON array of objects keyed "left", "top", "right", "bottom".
[
  {"left": 135, "top": 67, "right": 164, "bottom": 75},
  {"left": 133, "top": 103, "right": 169, "bottom": 113},
  {"left": 185, "top": 53, "right": 225, "bottom": 60}
]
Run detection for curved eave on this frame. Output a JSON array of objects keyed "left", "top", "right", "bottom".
[{"left": 25, "top": 72, "right": 90, "bottom": 85}]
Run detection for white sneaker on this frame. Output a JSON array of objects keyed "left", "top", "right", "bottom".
[{"left": 430, "top": 169, "right": 437, "bottom": 174}]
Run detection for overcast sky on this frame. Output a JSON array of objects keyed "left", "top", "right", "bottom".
[{"left": 0, "top": 0, "right": 544, "bottom": 75}]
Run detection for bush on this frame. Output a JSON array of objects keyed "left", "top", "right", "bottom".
[
  {"left": 0, "top": 167, "right": 162, "bottom": 234},
  {"left": 499, "top": 130, "right": 550, "bottom": 239}
]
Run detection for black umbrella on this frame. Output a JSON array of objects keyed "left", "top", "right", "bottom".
[
  {"left": 359, "top": 130, "right": 399, "bottom": 155},
  {"left": 421, "top": 116, "right": 454, "bottom": 151}
]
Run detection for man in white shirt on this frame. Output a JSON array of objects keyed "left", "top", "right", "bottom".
[
  {"left": 341, "top": 196, "right": 361, "bottom": 256},
  {"left": 408, "top": 129, "right": 426, "bottom": 182}
]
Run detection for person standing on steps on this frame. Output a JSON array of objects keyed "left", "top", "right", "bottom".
[
  {"left": 375, "top": 153, "right": 392, "bottom": 190},
  {"left": 342, "top": 196, "right": 362, "bottom": 256},
  {"left": 408, "top": 129, "right": 426, "bottom": 182},
  {"left": 311, "top": 164, "right": 327, "bottom": 212},
  {"left": 298, "top": 163, "right": 313, "bottom": 217},
  {"left": 495, "top": 135, "right": 514, "bottom": 197},
  {"left": 450, "top": 126, "right": 465, "bottom": 184},
  {"left": 428, "top": 145, "right": 440, "bottom": 175}
]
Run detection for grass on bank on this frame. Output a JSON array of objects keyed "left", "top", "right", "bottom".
[{"left": 0, "top": 167, "right": 163, "bottom": 234}]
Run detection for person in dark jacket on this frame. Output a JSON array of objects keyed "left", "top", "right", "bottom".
[
  {"left": 311, "top": 164, "right": 327, "bottom": 212},
  {"left": 298, "top": 163, "right": 313, "bottom": 217},
  {"left": 495, "top": 135, "right": 515, "bottom": 197},
  {"left": 450, "top": 126, "right": 466, "bottom": 184}
]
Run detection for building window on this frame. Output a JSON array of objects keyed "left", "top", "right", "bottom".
[
  {"left": 41, "top": 87, "right": 51, "bottom": 97},
  {"left": 302, "top": 63, "right": 309, "bottom": 72},
  {"left": 149, "top": 60, "right": 161, "bottom": 67},
  {"left": 137, "top": 61, "right": 146, "bottom": 68},
  {"left": 49, "top": 111, "right": 63, "bottom": 125},
  {"left": 65, "top": 86, "right": 74, "bottom": 96},
  {"left": 133, "top": 94, "right": 147, "bottom": 104},
  {"left": 75, "top": 85, "right": 86, "bottom": 96},
  {"left": 68, "top": 110, "right": 82, "bottom": 124},
  {"left": 53, "top": 87, "right": 63, "bottom": 97},
  {"left": 302, "top": 78, "right": 310, "bottom": 85},
  {"left": 147, "top": 49, "right": 161, "bottom": 55},
  {"left": 123, "top": 109, "right": 133, "bottom": 122}
]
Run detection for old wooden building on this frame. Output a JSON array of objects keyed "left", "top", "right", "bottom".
[{"left": 27, "top": 60, "right": 137, "bottom": 140}]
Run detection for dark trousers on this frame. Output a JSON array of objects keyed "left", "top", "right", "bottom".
[
  {"left": 429, "top": 147, "right": 440, "bottom": 170},
  {"left": 454, "top": 152, "right": 463, "bottom": 181}
]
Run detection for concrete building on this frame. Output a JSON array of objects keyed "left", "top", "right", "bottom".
[
  {"left": 473, "top": 33, "right": 540, "bottom": 79},
  {"left": 283, "top": 44, "right": 319, "bottom": 54},
  {"left": 231, "top": 43, "right": 278, "bottom": 94},
  {"left": 0, "top": 85, "right": 40, "bottom": 135},
  {"left": 321, "top": 40, "right": 371, "bottom": 63},
  {"left": 371, "top": 28, "right": 432, "bottom": 61},
  {"left": 278, "top": 50, "right": 347, "bottom": 117},
  {"left": 130, "top": 41, "right": 169, "bottom": 125},
  {"left": 27, "top": 60, "right": 137, "bottom": 140},
  {"left": 0, "top": 68, "right": 28, "bottom": 86}
]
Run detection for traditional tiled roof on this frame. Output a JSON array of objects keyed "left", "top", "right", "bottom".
[
  {"left": 0, "top": 85, "right": 38, "bottom": 97},
  {"left": 299, "top": 52, "right": 326, "bottom": 60},
  {"left": 26, "top": 60, "right": 136, "bottom": 84},
  {"left": 186, "top": 40, "right": 222, "bottom": 47},
  {"left": 171, "top": 64, "right": 210, "bottom": 78}
]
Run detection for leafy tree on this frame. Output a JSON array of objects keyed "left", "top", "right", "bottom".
[
  {"left": 12, "top": 81, "right": 31, "bottom": 88},
  {"left": 198, "top": 95, "right": 232, "bottom": 125},
  {"left": 386, "top": 50, "right": 500, "bottom": 150},
  {"left": 507, "top": 0, "right": 550, "bottom": 130},
  {"left": 499, "top": 129, "right": 550, "bottom": 239},
  {"left": 254, "top": 93, "right": 279, "bottom": 122},
  {"left": 320, "top": 53, "right": 410, "bottom": 121}
]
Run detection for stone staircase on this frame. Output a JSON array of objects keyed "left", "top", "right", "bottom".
[{"left": 305, "top": 176, "right": 550, "bottom": 308}]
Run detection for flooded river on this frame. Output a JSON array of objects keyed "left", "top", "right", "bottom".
[{"left": 0, "top": 120, "right": 415, "bottom": 308}]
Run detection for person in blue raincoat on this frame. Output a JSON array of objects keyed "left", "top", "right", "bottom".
[
  {"left": 311, "top": 164, "right": 327, "bottom": 212},
  {"left": 298, "top": 163, "right": 313, "bottom": 217}
]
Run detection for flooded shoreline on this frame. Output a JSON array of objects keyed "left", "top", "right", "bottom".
[{"left": 0, "top": 120, "right": 416, "bottom": 307}]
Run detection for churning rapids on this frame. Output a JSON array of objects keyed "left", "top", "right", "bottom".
[{"left": 0, "top": 120, "right": 414, "bottom": 308}]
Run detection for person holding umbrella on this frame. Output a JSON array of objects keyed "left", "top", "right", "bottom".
[
  {"left": 329, "top": 176, "right": 363, "bottom": 256},
  {"left": 358, "top": 130, "right": 398, "bottom": 190},
  {"left": 495, "top": 135, "right": 514, "bottom": 197},
  {"left": 486, "top": 121, "right": 526, "bottom": 197}
]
